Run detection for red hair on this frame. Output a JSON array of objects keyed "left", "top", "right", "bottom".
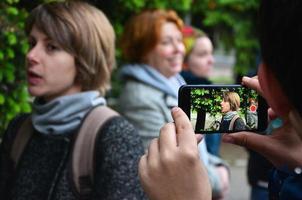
[{"left": 121, "top": 9, "right": 183, "bottom": 63}]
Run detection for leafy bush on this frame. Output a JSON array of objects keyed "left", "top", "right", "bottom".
[
  {"left": 0, "top": 0, "right": 31, "bottom": 136},
  {"left": 194, "top": 0, "right": 260, "bottom": 75},
  {"left": 191, "top": 87, "right": 258, "bottom": 117}
]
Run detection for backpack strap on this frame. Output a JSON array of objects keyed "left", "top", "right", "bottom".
[
  {"left": 72, "top": 106, "right": 119, "bottom": 198},
  {"left": 229, "top": 114, "right": 240, "bottom": 131},
  {"left": 10, "top": 116, "right": 33, "bottom": 169}
]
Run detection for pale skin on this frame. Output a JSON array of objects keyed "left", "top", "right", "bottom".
[
  {"left": 145, "top": 22, "right": 185, "bottom": 78},
  {"left": 214, "top": 166, "right": 229, "bottom": 200},
  {"left": 223, "top": 63, "right": 302, "bottom": 170},
  {"left": 187, "top": 37, "right": 214, "bottom": 78},
  {"left": 26, "top": 26, "right": 82, "bottom": 102},
  {"left": 221, "top": 100, "right": 231, "bottom": 113},
  {"left": 139, "top": 107, "right": 211, "bottom": 200}
]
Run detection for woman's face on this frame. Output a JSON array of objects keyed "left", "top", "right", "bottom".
[
  {"left": 145, "top": 22, "right": 185, "bottom": 78},
  {"left": 221, "top": 99, "right": 231, "bottom": 113},
  {"left": 26, "top": 26, "right": 81, "bottom": 102},
  {"left": 187, "top": 37, "right": 214, "bottom": 78}
]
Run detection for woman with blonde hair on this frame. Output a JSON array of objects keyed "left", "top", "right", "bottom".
[{"left": 220, "top": 91, "right": 246, "bottom": 131}]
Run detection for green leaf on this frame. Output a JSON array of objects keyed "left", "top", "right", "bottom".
[
  {"left": 6, "top": 48, "right": 15, "bottom": 58},
  {"left": 6, "top": 71, "right": 15, "bottom": 83},
  {"left": 21, "top": 103, "right": 31, "bottom": 113},
  {"left": 6, "top": 0, "right": 14, "bottom": 4},
  {"left": 4, "top": 63, "right": 15, "bottom": 83},
  {"left": 0, "top": 95, "right": 5, "bottom": 105},
  {"left": 13, "top": 104, "right": 21, "bottom": 113},
  {"left": 0, "top": 51, "right": 4, "bottom": 60},
  {"left": 21, "top": 41, "right": 29, "bottom": 54},
  {"left": 6, "top": 6, "right": 19, "bottom": 16},
  {"left": 7, "top": 33, "right": 17, "bottom": 45}
]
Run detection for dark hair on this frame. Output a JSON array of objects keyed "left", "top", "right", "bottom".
[{"left": 260, "top": 0, "right": 302, "bottom": 116}]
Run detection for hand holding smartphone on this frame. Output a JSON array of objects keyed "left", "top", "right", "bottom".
[{"left": 178, "top": 85, "right": 268, "bottom": 133}]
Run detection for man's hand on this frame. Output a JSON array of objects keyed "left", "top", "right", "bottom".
[
  {"left": 223, "top": 76, "right": 302, "bottom": 169},
  {"left": 139, "top": 107, "right": 211, "bottom": 200}
]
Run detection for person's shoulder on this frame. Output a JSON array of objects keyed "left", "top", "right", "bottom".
[
  {"left": 94, "top": 115, "right": 145, "bottom": 157},
  {"left": 235, "top": 116, "right": 245, "bottom": 124},
  {"left": 2, "top": 114, "right": 30, "bottom": 145},
  {"left": 123, "top": 79, "right": 163, "bottom": 95},
  {"left": 119, "top": 79, "right": 164, "bottom": 105},
  {"left": 98, "top": 116, "right": 141, "bottom": 141},
  {"left": 180, "top": 70, "right": 212, "bottom": 85},
  {"left": 234, "top": 116, "right": 246, "bottom": 130}
]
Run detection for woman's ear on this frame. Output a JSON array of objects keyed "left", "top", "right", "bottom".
[{"left": 258, "top": 63, "right": 291, "bottom": 118}]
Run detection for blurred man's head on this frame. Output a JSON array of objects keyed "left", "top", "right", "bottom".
[{"left": 259, "top": 0, "right": 302, "bottom": 117}]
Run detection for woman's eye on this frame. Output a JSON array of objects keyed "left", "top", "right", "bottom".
[
  {"left": 177, "top": 37, "right": 183, "bottom": 43},
  {"left": 195, "top": 50, "right": 208, "bottom": 57},
  {"left": 46, "top": 43, "right": 59, "bottom": 52},
  {"left": 28, "top": 40, "right": 36, "bottom": 49},
  {"left": 161, "top": 40, "right": 170, "bottom": 45}
]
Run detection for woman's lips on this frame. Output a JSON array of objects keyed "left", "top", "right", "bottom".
[{"left": 27, "top": 71, "right": 42, "bottom": 85}]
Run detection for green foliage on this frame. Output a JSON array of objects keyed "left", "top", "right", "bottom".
[
  {"left": 94, "top": 0, "right": 192, "bottom": 37},
  {"left": 191, "top": 87, "right": 257, "bottom": 118},
  {"left": 191, "top": 88, "right": 222, "bottom": 116},
  {"left": 0, "top": 0, "right": 260, "bottom": 136},
  {"left": 0, "top": 0, "right": 31, "bottom": 136},
  {"left": 145, "top": 0, "right": 191, "bottom": 12},
  {"left": 193, "top": 0, "right": 260, "bottom": 75}
]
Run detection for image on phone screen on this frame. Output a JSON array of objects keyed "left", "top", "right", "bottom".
[{"left": 178, "top": 85, "right": 268, "bottom": 133}]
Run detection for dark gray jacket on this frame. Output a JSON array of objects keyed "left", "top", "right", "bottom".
[{"left": 0, "top": 115, "right": 146, "bottom": 200}]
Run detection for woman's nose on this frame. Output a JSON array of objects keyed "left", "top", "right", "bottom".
[
  {"left": 173, "top": 41, "right": 185, "bottom": 54},
  {"left": 26, "top": 46, "right": 39, "bottom": 65}
]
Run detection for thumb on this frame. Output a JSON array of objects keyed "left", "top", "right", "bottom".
[{"left": 222, "top": 132, "right": 272, "bottom": 154}]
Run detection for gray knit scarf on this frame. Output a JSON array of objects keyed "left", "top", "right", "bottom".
[
  {"left": 223, "top": 111, "right": 238, "bottom": 121},
  {"left": 32, "top": 91, "right": 106, "bottom": 135},
  {"left": 119, "top": 64, "right": 186, "bottom": 98}
]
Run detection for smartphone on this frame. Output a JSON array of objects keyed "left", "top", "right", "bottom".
[{"left": 178, "top": 85, "right": 268, "bottom": 133}]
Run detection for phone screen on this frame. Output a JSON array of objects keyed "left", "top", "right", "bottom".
[{"left": 178, "top": 85, "right": 268, "bottom": 133}]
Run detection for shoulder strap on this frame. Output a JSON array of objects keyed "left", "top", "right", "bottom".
[
  {"left": 229, "top": 114, "right": 240, "bottom": 131},
  {"left": 10, "top": 116, "right": 33, "bottom": 169},
  {"left": 72, "top": 106, "right": 119, "bottom": 197}
]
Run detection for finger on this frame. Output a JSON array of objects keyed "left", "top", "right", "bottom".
[
  {"left": 171, "top": 107, "right": 196, "bottom": 147},
  {"left": 268, "top": 108, "right": 278, "bottom": 121},
  {"left": 138, "top": 154, "right": 148, "bottom": 181},
  {"left": 242, "top": 76, "right": 264, "bottom": 97},
  {"left": 195, "top": 134, "right": 203, "bottom": 144},
  {"left": 147, "top": 138, "right": 160, "bottom": 162},
  {"left": 159, "top": 122, "right": 177, "bottom": 151},
  {"left": 222, "top": 132, "right": 272, "bottom": 154}
]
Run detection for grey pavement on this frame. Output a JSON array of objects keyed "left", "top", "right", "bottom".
[{"left": 220, "top": 142, "right": 250, "bottom": 200}]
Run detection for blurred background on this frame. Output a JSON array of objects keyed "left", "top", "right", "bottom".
[{"left": 1, "top": 0, "right": 260, "bottom": 199}]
